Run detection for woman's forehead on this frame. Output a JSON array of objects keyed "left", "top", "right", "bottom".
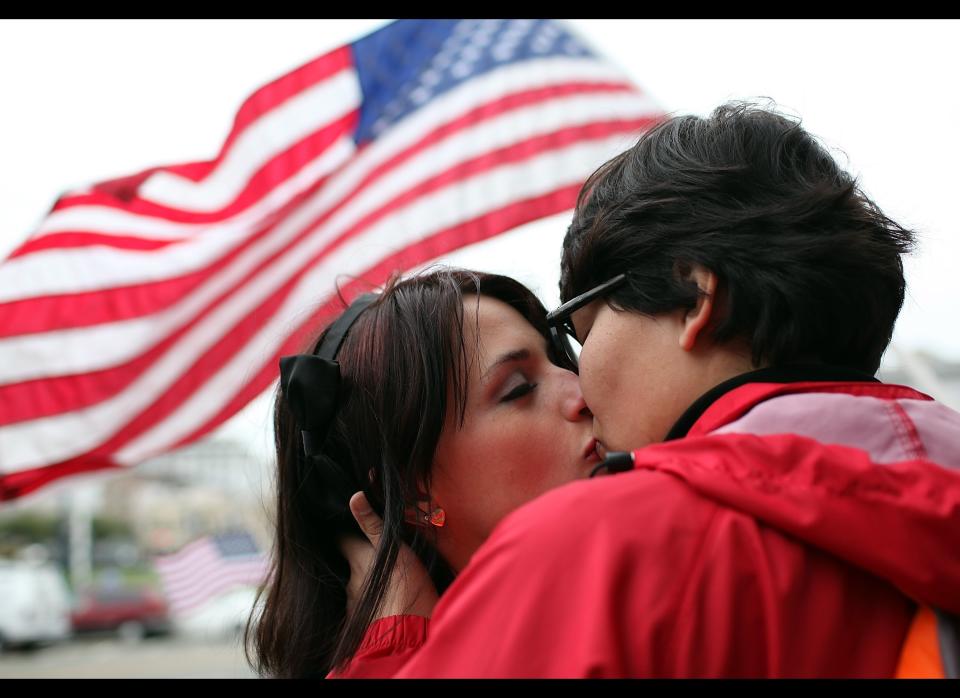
[{"left": 463, "top": 296, "right": 542, "bottom": 377}]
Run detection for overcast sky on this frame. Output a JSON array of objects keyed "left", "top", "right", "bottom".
[{"left": 2, "top": 19, "right": 958, "bottom": 470}]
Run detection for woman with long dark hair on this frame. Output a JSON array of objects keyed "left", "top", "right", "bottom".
[{"left": 245, "top": 267, "right": 600, "bottom": 678}]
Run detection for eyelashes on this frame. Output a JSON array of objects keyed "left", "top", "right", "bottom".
[{"left": 500, "top": 382, "right": 538, "bottom": 403}]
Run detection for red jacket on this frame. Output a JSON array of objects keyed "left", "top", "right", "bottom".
[{"left": 332, "top": 375, "right": 960, "bottom": 677}]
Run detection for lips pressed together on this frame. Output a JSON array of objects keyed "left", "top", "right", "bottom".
[{"left": 583, "top": 437, "right": 602, "bottom": 464}]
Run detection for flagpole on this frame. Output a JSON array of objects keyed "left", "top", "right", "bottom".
[{"left": 67, "top": 484, "right": 95, "bottom": 591}]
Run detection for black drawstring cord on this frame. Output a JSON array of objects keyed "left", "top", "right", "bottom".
[{"left": 589, "top": 451, "right": 635, "bottom": 478}]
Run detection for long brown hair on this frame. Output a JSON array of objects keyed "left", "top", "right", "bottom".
[{"left": 245, "top": 267, "right": 561, "bottom": 678}]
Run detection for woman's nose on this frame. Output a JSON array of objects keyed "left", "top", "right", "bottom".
[{"left": 558, "top": 370, "right": 592, "bottom": 422}]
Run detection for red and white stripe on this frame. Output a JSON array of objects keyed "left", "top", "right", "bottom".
[{"left": 0, "top": 47, "right": 663, "bottom": 499}]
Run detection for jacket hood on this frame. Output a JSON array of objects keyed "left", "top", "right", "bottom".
[{"left": 632, "top": 380, "right": 960, "bottom": 614}]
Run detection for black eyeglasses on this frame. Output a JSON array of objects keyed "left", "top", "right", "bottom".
[{"left": 546, "top": 273, "right": 627, "bottom": 369}]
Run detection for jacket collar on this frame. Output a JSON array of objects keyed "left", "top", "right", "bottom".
[{"left": 664, "top": 364, "right": 881, "bottom": 441}]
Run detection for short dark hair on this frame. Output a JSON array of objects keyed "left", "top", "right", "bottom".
[{"left": 560, "top": 101, "right": 916, "bottom": 374}]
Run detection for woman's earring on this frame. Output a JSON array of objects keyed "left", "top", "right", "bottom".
[{"left": 422, "top": 507, "right": 446, "bottom": 527}]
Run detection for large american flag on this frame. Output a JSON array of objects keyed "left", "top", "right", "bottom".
[
  {"left": 0, "top": 19, "right": 662, "bottom": 500},
  {"left": 153, "top": 531, "right": 268, "bottom": 617}
]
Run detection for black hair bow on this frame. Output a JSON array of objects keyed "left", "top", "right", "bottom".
[
  {"left": 279, "top": 354, "right": 341, "bottom": 457},
  {"left": 278, "top": 292, "right": 378, "bottom": 458}
]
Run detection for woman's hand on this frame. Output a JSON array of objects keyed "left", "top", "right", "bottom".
[{"left": 342, "top": 492, "right": 440, "bottom": 621}]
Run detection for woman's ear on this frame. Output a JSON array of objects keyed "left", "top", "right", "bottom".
[
  {"left": 403, "top": 502, "right": 428, "bottom": 527},
  {"left": 678, "top": 264, "right": 718, "bottom": 352},
  {"left": 403, "top": 480, "right": 436, "bottom": 528}
]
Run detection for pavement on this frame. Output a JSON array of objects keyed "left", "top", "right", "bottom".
[{"left": 0, "top": 633, "right": 260, "bottom": 679}]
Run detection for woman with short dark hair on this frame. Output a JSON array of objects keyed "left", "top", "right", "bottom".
[{"left": 561, "top": 100, "right": 914, "bottom": 375}]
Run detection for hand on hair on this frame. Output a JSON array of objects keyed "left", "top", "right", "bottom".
[{"left": 343, "top": 491, "right": 439, "bottom": 620}]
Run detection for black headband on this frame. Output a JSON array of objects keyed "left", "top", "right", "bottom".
[{"left": 279, "top": 292, "right": 378, "bottom": 457}]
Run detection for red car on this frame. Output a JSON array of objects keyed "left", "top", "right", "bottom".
[{"left": 70, "top": 586, "right": 171, "bottom": 641}]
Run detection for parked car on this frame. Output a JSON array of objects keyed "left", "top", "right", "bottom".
[
  {"left": 0, "top": 559, "right": 72, "bottom": 652},
  {"left": 70, "top": 585, "right": 171, "bottom": 641}
]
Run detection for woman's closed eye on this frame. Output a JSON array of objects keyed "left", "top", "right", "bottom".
[{"left": 500, "top": 379, "right": 538, "bottom": 403}]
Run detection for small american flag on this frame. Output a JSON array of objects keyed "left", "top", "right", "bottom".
[
  {"left": 153, "top": 531, "right": 269, "bottom": 617},
  {"left": 0, "top": 20, "right": 662, "bottom": 500}
]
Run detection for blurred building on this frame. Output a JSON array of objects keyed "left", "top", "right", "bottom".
[
  {"left": 1, "top": 436, "right": 276, "bottom": 574},
  {"left": 877, "top": 347, "right": 960, "bottom": 411},
  {"left": 105, "top": 436, "right": 276, "bottom": 556}
]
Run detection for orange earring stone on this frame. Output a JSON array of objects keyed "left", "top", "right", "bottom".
[{"left": 426, "top": 507, "right": 445, "bottom": 527}]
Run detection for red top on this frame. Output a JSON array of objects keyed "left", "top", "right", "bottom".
[
  {"left": 331, "top": 615, "right": 430, "bottom": 678},
  {"left": 330, "top": 381, "right": 960, "bottom": 677}
]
